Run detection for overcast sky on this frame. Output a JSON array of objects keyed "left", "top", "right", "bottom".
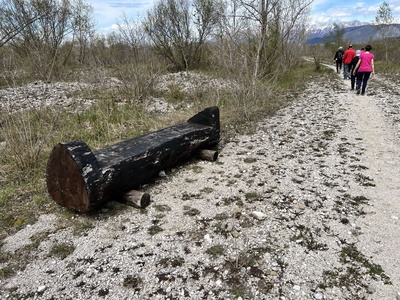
[{"left": 88, "top": 0, "right": 400, "bottom": 32}]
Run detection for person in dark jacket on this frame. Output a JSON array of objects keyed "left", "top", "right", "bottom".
[
  {"left": 334, "top": 46, "right": 344, "bottom": 73},
  {"left": 349, "top": 50, "right": 361, "bottom": 90}
]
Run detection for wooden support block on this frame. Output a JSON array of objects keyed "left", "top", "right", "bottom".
[
  {"left": 199, "top": 149, "right": 219, "bottom": 161},
  {"left": 46, "top": 106, "right": 220, "bottom": 212},
  {"left": 122, "top": 190, "right": 151, "bottom": 209}
]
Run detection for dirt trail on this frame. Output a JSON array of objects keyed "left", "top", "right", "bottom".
[{"left": 343, "top": 74, "right": 400, "bottom": 298}]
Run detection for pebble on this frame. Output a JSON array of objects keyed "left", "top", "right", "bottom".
[
  {"left": 367, "top": 284, "right": 376, "bottom": 294},
  {"left": 37, "top": 285, "right": 47, "bottom": 293},
  {"left": 251, "top": 211, "right": 267, "bottom": 220},
  {"left": 314, "top": 292, "right": 324, "bottom": 300},
  {"left": 293, "top": 285, "right": 301, "bottom": 291}
]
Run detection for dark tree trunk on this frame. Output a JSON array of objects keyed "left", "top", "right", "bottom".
[{"left": 46, "top": 106, "right": 220, "bottom": 212}]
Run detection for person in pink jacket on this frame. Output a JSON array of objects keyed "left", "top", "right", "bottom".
[
  {"left": 353, "top": 45, "right": 375, "bottom": 95},
  {"left": 342, "top": 45, "right": 356, "bottom": 79}
]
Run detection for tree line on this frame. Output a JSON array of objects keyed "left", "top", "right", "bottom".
[{"left": 0, "top": 0, "right": 313, "bottom": 83}]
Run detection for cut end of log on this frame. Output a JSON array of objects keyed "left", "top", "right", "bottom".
[{"left": 46, "top": 142, "right": 102, "bottom": 213}]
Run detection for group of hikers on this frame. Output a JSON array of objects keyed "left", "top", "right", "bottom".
[{"left": 334, "top": 44, "right": 375, "bottom": 95}]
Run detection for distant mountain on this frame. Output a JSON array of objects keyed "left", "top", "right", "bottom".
[{"left": 306, "top": 22, "right": 400, "bottom": 44}]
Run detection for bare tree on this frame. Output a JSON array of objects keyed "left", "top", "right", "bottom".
[
  {"left": 144, "top": 0, "right": 222, "bottom": 71},
  {"left": 0, "top": 0, "right": 94, "bottom": 79},
  {"left": 215, "top": 0, "right": 312, "bottom": 82},
  {"left": 331, "top": 23, "right": 345, "bottom": 47},
  {"left": 375, "top": 1, "right": 394, "bottom": 61},
  {"left": 0, "top": 0, "right": 42, "bottom": 48},
  {"left": 70, "top": 0, "right": 95, "bottom": 66},
  {"left": 116, "top": 13, "right": 146, "bottom": 64}
]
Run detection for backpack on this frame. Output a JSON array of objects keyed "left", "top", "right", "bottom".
[{"left": 337, "top": 51, "right": 343, "bottom": 60}]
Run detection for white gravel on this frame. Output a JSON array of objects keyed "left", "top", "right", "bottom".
[{"left": 1, "top": 68, "right": 400, "bottom": 299}]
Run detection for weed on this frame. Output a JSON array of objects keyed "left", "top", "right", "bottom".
[
  {"left": 165, "top": 84, "right": 185, "bottom": 103},
  {"left": 244, "top": 191, "right": 261, "bottom": 202},
  {"left": 206, "top": 245, "right": 225, "bottom": 258},
  {"left": 243, "top": 157, "right": 257, "bottom": 163},
  {"left": 191, "top": 165, "right": 203, "bottom": 174},
  {"left": 214, "top": 212, "right": 229, "bottom": 220},
  {"left": 154, "top": 204, "right": 172, "bottom": 212},
  {"left": 148, "top": 225, "right": 163, "bottom": 235},
  {"left": 183, "top": 206, "right": 201, "bottom": 216},
  {"left": 199, "top": 187, "right": 214, "bottom": 194},
  {"left": 123, "top": 275, "right": 142, "bottom": 289},
  {"left": 355, "top": 173, "right": 376, "bottom": 187},
  {"left": 48, "top": 242, "right": 75, "bottom": 259},
  {"left": 72, "top": 219, "right": 94, "bottom": 236}
]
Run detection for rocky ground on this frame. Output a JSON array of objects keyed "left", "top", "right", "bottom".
[{"left": 1, "top": 67, "right": 400, "bottom": 300}]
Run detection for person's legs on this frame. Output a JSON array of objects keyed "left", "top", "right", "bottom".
[
  {"left": 343, "top": 64, "right": 347, "bottom": 79},
  {"left": 336, "top": 61, "right": 339, "bottom": 73},
  {"left": 347, "top": 64, "right": 352, "bottom": 78},
  {"left": 356, "top": 72, "right": 364, "bottom": 94},
  {"left": 350, "top": 74, "right": 356, "bottom": 90},
  {"left": 361, "top": 72, "right": 371, "bottom": 95}
]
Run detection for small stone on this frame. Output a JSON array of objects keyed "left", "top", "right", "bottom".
[
  {"left": 292, "top": 176, "right": 303, "bottom": 183},
  {"left": 396, "top": 291, "right": 400, "bottom": 300},
  {"left": 251, "top": 211, "right": 267, "bottom": 220},
  {"left": 158, "top": 170, "right": 167, "bottom": 177},
  {"left": 314, "top": 292, "right": 324, "bottom": 300},
  {"left": 37, "top": 286, "right": 47, "bottom": 293},
  {"left": 257, "top": 259, "right": 265, "bottom": 265},
  {"left": 204, "top": 234, "right": 212, "bottom": 243},
  {"left": 293, "top": 285, "right": 301, "bottom": 291},
  {"left": 367, "top": 284, "right": 376, "bottom": 294},
  {"left": 231, "top": 231, "right": 240, "bottom": 238}
]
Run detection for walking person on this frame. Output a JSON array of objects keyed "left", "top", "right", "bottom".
[
  {"left": 349, "top": 50, "right": 361, "bottom": 90},
  {"left": 334, "top": 46, "right": 344, "bottom": 73},
  {"left": 342, "top": 44, "right": 356, "bottom": 79},
  {"left": 353, "top": 45, "right": 375, "bottom": 95}
]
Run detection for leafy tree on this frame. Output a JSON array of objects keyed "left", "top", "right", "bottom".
[{"left": 375, "top": 1, "right": 394, "bottom": 61}]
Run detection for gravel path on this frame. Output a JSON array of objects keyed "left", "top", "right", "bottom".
[{"left": 1, "top": 69, "right": 400, "bottom": 300}]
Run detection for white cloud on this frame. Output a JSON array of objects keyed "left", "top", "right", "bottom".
[
  {"left": 309, "top": 0, "right": 400, "bottom": 25},
  {"left": 88, "top": 0, "right": 155, "bottom": 32}
]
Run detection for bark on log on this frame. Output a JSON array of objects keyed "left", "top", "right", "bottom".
[{"left": 46, "top": 106, "right": 220, "bottom": 212}]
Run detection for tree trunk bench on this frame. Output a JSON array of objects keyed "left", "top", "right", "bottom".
[{"left": 46, "top": 106, "right": 220, "bottom": 212}]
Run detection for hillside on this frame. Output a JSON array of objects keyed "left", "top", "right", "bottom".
[{"left": 306, "top": 23, "right": 400, "bottom": 44}]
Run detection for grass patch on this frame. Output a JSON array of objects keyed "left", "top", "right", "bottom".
[
  {"left": 48, "top": 242, "right": 75, "bottom": 259},
  {"left": 206, "top": 244, "right": 226, "bottom": 258},
  {"left": 148, "top": 225, "right": 163, "bottom": 235}
]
